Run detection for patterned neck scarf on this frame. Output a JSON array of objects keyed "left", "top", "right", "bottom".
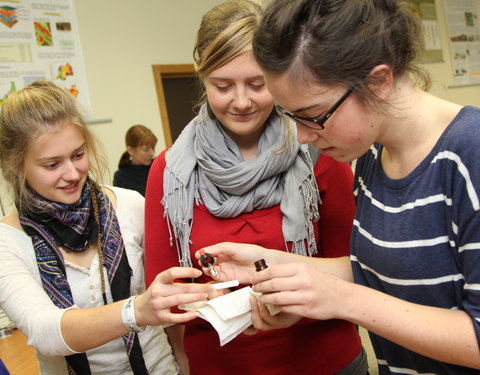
[
  {"left": 163, "top": 104, "right": 320, "bottom": 267},
  {"left": 18, "top": 181, "right": 148, "bottom": 375}
]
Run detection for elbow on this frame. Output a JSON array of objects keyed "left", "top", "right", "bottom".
[{"left": 23, "top": 308, "right": 78, "bottom": 357}]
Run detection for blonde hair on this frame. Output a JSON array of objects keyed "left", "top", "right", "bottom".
[
  {"left": 194, "top": 0, "right": 295, "bottom": 150},
  {"left": 193, "top": 0, "right": 263, "bottom": 107},
  {"left": 0, "top": 81, "right": 108, "bottom": 212}
]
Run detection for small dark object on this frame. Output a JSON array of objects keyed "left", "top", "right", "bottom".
[
  {"left": 199, "top": 250, "right": 219, "bottom": 278},
  {"left": 254, "top": 258, "right": 268, "bottom": 272},
  {"left": 200, "top": 252, "right": 215, "bottom": 267}
]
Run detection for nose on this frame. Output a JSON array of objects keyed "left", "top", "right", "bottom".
[
  {"left": 233, "top": 87, "right": 251, "bottom": 110},
  {"left": 63, "top": 160, "right": 80, "bottom": 180},
  {"left": 296, "top": 123, "right": 317, "bottom": 144}
]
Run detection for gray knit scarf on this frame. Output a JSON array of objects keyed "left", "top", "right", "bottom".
[{"left": 163, "top": 104, "right": 320, "bottom": 267}]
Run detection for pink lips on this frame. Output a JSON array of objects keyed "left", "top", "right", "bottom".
[
  {"left": 229, "top": 112, "right": 255, "bottom": 121},
  {"left": 59, "top": 181, "right": 79, "bottom": 193}
]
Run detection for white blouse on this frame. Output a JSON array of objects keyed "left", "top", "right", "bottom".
[{"left": 0, "top": 186, "right": 178, "bottom": 374}]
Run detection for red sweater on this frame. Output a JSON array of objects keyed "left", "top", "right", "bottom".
[{"left": 145, "top": 149, "right": 362, "bottom": 375}]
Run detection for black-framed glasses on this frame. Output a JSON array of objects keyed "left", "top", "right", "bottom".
[{"left": 275, "top": 88, "right": 353, "bottom": 130}]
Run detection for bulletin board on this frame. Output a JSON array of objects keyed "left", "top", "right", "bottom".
[{"left": 0, "top": 0, "right": 92, "bottom": 117}]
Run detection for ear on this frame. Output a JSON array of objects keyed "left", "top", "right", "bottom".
[
  {"left": 126, "top": 145, "right": 134, "bottom": 156},
  {"left": 367, "top": 64, "right": 393, "bottom": 100}
]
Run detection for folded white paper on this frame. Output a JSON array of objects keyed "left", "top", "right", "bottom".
[
  {"left": 179, "top": 286, "right": 280, "bottom": 346},
  {"left": 179, "top": 286, "right": 253, "bottom": 346}
]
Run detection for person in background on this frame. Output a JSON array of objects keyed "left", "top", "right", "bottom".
[
  {"left": 144, "top": 1, "right": 367, "bottom": 374},
  {"left": 113, "top": 124, "right": 157, "bottom": 196},
  {"left": 200, "top": 0, "right": 480, "bottom": 373},
  {"left": 0, "top": 81, "right": 212, "bottom": 374}
]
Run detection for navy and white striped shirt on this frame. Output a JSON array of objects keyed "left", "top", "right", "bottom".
[{"left": 352, "top": 106, "right": 480, "bottom": 374}]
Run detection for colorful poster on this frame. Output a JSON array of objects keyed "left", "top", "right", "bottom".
[{"left": 0, "top": 0, "right": 91, "bottom": 117}]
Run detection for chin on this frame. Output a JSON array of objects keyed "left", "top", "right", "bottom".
[
  {"left": 54, "top": 189, "right": 83, "bottom": 205},
  {"left": 57, "top": 195, "right": 81, "bottom": 205}
]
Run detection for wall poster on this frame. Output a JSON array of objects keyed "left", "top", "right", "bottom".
[
  {"left": 0, "top": 0, "right": 91, "bottom": 117},
  {"left": 406, "top": 0, "right": 444, "bottom": 64},
  {"left": 443, "top": 0, "right": 480, "bottom": 86}
]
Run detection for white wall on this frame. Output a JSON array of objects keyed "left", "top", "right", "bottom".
[{"left": 73, "top": 0, "right": 225, "bottom": 183}]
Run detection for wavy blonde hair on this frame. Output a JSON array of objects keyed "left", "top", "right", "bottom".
[
  {"left": 193, "top": 0, "right": 263, "bottom": 108},
  {"left": 0, "top": 81, "right": 107, "bottom": 212}
]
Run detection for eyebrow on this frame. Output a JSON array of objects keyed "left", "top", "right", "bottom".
[
  {"left": 286, "top": 103, "right": 322, "bottom": 114},
  {"left": 36, "top": 143, "right": 86, "bottom": 162},
  {"left": 208, "top": 75, "right": 264, "bottom": 81}
]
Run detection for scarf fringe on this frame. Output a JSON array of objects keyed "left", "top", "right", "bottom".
[
  {"left": 162, "top": 170, "right": 198, "bottom": 268},
  {"left": 303, "top": 173, "right": 321, "bottom": 256}
]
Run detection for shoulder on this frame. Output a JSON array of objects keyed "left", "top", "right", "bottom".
[
  {"left": 0, "top": 219, "right": 23, "bottom": 239},
  {"left": 314, "top": 153, "right": 353, "bottom": 182},
  {"left": 103, "top": 186, "right": 144, "bottom": 216},
  {"left": 151, "top": 149, "right": 169, "bottom": 170},
  {"left": 113, "top": 166, "right": 127, "bottom": 178},
  {"left": 433, "top": 107, "right": 480, "bottom": 176},
  {"left": 112, "top": 167, "right": 130, "bottom": 189},
  {"left": 314, "top": 153, "right": 344, "bottom": 172},
  {"left": 148, "top": 149, "right": 169, "bottom": 182},
  {"left": 106, "top": 188, "right": 145, "bottom": 257},
  {"left": 443, "top": 107, "right": 480, "bottom": 149},
  {"left": 454, "top": 105, "right": 480, "bottom": 123},
  {"left": 0, "top": 211, "right": 22, "bottom": 231},
  {"left": 105, "top": 185, "right": 144, "bottom": 203},
  {"left": 0, "top": 216, "right": 32, "bottom": 257}
]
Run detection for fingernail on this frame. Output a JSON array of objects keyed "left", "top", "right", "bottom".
[{"left": 209, "top": 265, "right": 219, "bottom": 278}]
